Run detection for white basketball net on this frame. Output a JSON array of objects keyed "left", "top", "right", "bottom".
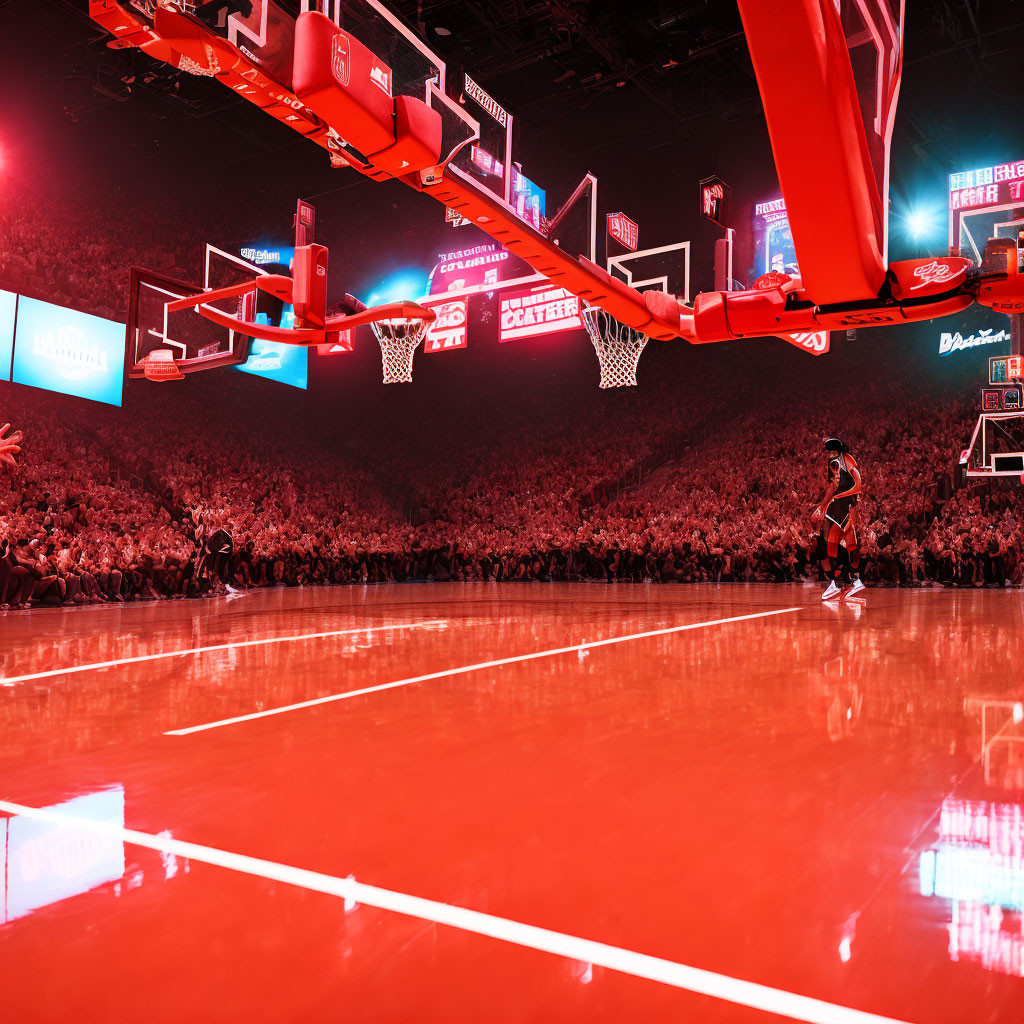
[
  {"left": 371, "top": 319, "right": 428, "bottom": 384},
  {"left": 581, "top": 306, "right": 649, "bottom": 388}
]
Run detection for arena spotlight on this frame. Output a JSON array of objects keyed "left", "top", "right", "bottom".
[
  {"left": 904, "top": 207, "right": 940, "bottom": 240},
  {"left": 366, "top": 269, "right": 430, "bottom": 307}
]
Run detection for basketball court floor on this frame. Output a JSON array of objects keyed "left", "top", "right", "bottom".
[{"left": 1, "top": 583, "right": 1023, "bottom": 1023}]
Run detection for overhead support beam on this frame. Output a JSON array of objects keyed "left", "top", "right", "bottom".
[{"left": 736, "top": 0, "right": 891, "bottom": 304}]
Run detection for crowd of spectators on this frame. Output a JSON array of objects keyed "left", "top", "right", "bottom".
[
  {"left": 0, "top": 172, "right": 284, "bottom": 323},
  {"left": 577, "top": 388, "right": 1024, "bottom": 588},
  {"left": 0, "top": 397, "right": 187, "bottom": 607},
  {"left": 3, "top": 172, "right": 1024, "bottom": 609},
  {"left": 3, "top": 344, "right": 1023, "bottom": 611}
]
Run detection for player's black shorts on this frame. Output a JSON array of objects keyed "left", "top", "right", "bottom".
[{"left": 825, "top": 495, "right": 857, "bottom": 530}]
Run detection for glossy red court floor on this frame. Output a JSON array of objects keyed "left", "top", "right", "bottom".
[{"left": 1, "top": 583, "right": 1023, "bottom": 1023}]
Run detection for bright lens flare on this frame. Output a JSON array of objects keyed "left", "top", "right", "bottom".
[{"left": 905, "top": 209, "right": 936, "bottom": 239}]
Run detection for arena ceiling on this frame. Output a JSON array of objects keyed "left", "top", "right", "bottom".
[{"left": 19, "top": 0, "right": 1024, "bottom": 172}]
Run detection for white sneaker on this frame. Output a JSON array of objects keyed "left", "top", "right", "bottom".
[
  {"left": 847, "top": 579, "right": 866, "bottom": 598},
  {"left": 822, "top": 580, "right": 841, "bottom": 600}
]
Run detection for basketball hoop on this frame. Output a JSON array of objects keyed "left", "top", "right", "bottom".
[
  {"left": 581, "top": 305, "right": 648, "bottom": 388},
  {"left": 371, "top": 318, "right": 428, "bottom": 384}
]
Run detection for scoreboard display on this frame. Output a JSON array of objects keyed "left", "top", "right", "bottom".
[
  {"left": 751, "top": 197, "right": 799, "bottom": 281},
  {"left": 989, "top": 355, "right": 1023, "bottom": 384},
  {"left": 982, "top": 387, "right": 1022, "bottom": 412}
]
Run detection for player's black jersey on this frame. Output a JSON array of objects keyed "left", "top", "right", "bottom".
[
  {"left": 825, "top": 454, "right": 857, "bottom": 527},
  {"left": 206, "top": 528, "right": 234, "bottom": 556}
]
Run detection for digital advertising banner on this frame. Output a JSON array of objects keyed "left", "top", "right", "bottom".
[
  {"left": 233, "top": 309, "right": 309, "bottom": 389},
  {"left": 235, "top": 338, "right": 309, "bottom": 390},
  {"left": 948, "top": 157, "right": 1024, "bottom": 257},
  {"left": 239, "top": 244, "right": 294, "bottom": 270},
  {"left": 428, "top": 227, "right": 537, "bottom": 297},
  {"left": 0, "top": 288, "right": 15, "bottom": 381},
  {"left": 751, "top": 197, "right": 799, "bottom": 281},
  {"left": 510, "top": 167, "right": 546, "bottom": 232},
  {"left": 499, "top": 285, "right": 583, "bottom": 343},
  {"left": 949, "top": 159, "right": 1024, "bottom": 212},
  {"left": 422, "top": 296, "right": 469, "bottom": 353},
  {"left": 12, "top": 297, "right": 125, "bottom": 407},
  {"left": 607, "top": 213, "right": 639, "bottom": 253}
]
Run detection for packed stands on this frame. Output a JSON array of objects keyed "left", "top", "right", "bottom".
[{"left": 2, "top": 178, "right": 1022, "bottom": 608}]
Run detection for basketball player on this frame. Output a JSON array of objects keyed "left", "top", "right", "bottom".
[
  {"left": 811, "top": 438, "right": 865, "bottom": 600},
  {"left": 188, "top": 513, "right": 239, "bottom": 594}
]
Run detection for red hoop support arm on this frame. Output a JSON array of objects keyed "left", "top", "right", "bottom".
[
  {"left": 87, "top": 2, "right": 680, "bottom": 340},
  {"left": 735, "top": 0, "right": 889, "bottom": 305},
  {"left": 682, "top": 258, "right": 976, "bottom": 344},
  {"left": 168, "top": 284, "right": 437, "bottom": 348},
  {"left": 93, "top": 1, "right": 1017, "bottom": 352},
  {"left": 164, "top": 274, "right": 295, "bottom": 312}
]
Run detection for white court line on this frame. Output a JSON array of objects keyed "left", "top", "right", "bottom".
[
  {"left": 0, "top": 621, "right": 447, "bottom": 688},
  {"left": 167, "top": 607, "right": 801, "bottom": 736},
  {"left": 0, "top": 798, "right": 911, "bottom": 1024}
]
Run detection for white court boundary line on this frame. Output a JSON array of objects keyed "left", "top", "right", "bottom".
[
  {"left": 0, "top": 621, "right": 447, "bottom": 688},
  {"left": 0, "top": 799, "right": 911, "bottom": 1024},
  {"left": 167, "top": 607, "right": 801, "bottom": 736}
]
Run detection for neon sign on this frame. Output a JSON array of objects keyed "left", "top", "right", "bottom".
[
  {"left": 754, "top": 198, "right": 787, "bottom": 218},
  {"left": 939, "top": 328, "right": 1010, "bottom": 355},
  {"left": 700, "top": 175, "right": 731, "bottom": 227},
  {"left": 430, "top": 242, "right": 512, "bottom": 295},
  {"left": 607, "top": 213, "right": 639, "bottom": 252},
  {"left": 235, "top": 320, "right": 309, "bottom": 389},
  {"left": 240, "top": 248, "right": 282, "bottom": 265},
  {"left": 949, "top": 159, "right": 1024, "bottom": 212},
  {"left": 752, "top": 197, "right": 798, "bottom": 279},
  {"left": 499, "top": 285, "right": 582, "bottom": 343},
  {"left": 464, "top": 74, "right": 508, "bottom": 128},
  {"left": 950, "top": 161, "right": 1024, "bottom": 193},
  {"left": 510, "top": 167, "right": 545, "bottom": 230},
  {"left": 470, "top": 145, "right": 503, "bottom": 179},
  {"left": 422, "top": 297, "right": 468, "bottom": 352}
]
